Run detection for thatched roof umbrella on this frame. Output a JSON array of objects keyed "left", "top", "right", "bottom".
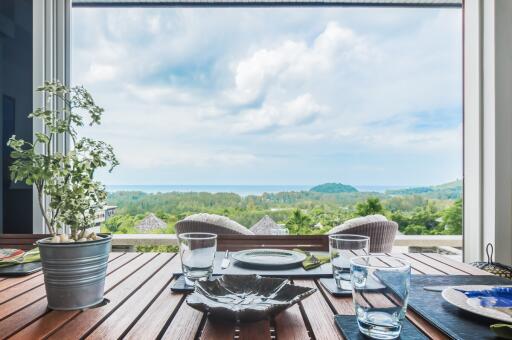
[
  {"left": 250, "top": 215, "right": 285, "bottom": 235},
  {"left": 136, "top": 213, "right": 167, "bottom": 232}
]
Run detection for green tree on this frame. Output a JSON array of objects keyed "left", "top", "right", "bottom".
[
  {"left": 285, "top": 209, "right": 313, "bottom": 234},
  {"left": 390, "top": 201, "right": 447, "bottom": 235},
  {"left": 441, "top": 199, "right": 462, "bottom": 234},
  {"left": 403, "top": 224, "right": 429, "bottom": 235},
  {"left": 355, "top": 197, "right": 384, "bottom": 216},
  {"left": 103, "top": 215, "right": 123, "bottom": 233},
  {"left": 390, "top": 210, "right": 409, "bottom": 231},
  {"left": 409, "top": 202, "right": 439, "bottom": 230},
  {"left": 102, "top": 186, "right": 463, "bottom": 237}
]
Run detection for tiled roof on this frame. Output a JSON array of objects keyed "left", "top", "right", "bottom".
[
  {"left": 250, "top": 215, "right": 284, "bottom": 235},
  {"left": 135, "top": 213, "right": 167, "bottom": 231}
]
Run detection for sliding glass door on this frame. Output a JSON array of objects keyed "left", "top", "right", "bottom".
[{"left": 0, "top": 0, "right": 34, "bottom": 233}]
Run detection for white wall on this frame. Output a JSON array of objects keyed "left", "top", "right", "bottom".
[
  {"left": 487, "top": 0, "right": 512, "bottom": 264},
  {"left": 464, "top": 0, "right": 512, "bottom": 263}
]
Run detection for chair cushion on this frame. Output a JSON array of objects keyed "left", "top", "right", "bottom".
[
  {"left": 327, "top": 214, "right": 388, "bottom": 235},
  {"left": 183, "top": 213, "right": 254, "bottom": 235}
]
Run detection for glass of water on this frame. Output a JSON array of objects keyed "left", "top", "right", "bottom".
[
  {"left": 350, "top": 255, "right": 411, "bottom": 339},
  {"left": 178, "top": 233, "right": 217, "bottom": 285},
  {"left": 329, "top": 234, "right": 369, "bottom": 290}
]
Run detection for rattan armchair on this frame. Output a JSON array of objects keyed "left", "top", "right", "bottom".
[
  {"left": 327, "top": 219, "right": 398, "bottom": 253},
  {"left": 175, "top": 213, "right": 254, "bottom": 236}
]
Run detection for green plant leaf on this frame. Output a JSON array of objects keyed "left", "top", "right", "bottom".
[
  {"left": 491, "top": 324, "right": 512, "bottom": 339},
  {"left": 7, "top": 81, "right": 118, "bottom": 237}
]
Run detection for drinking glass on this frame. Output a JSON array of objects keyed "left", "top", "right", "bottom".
[
  {"left": 178, "top": 233, "right": 217, "bottom": 285},
  {"left": 350, "top": 255, "right": 411, "bottom": 339},
  {"left": 329, "top": 234, "right": 369, "bottom": 290}
]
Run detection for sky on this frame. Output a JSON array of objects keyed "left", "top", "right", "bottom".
[{"left": 72, "top": 6, "right": 462, "bottom": 187}]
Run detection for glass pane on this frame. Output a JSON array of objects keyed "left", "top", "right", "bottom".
[
  {"left": 72, "top": 7, "right": 462, "bottom": 249},
  {"left": 0, "top": 0, "right": 33, "bottom": 233}
]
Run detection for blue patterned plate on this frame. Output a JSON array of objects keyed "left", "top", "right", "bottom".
[{"left": 442, "top": 285, "right": 512, "bottom": 323}]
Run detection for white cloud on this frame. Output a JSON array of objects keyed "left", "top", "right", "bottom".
[
  {"left": 72, "top": 7, "right": 462, "bottom": 185},
  {"left": 119, "top": 147, "right": 258, "bottom": 169},
  {"left": 357, "top": 125, "right": 461, "bottom": 152},
  {"left": 278, "top": 131, "right": 326, "bottom": 142},
  {"left": 231, "top": 93, "right": 327, "bottom": 133},
  {"left": 228, "top": 40, "right": 306, "bottom": 104},
  {"left": 226, "top": 22, "right": 377, "bottom": 105},
  {"left": 124, "top": 83, "right": 194, "bottom": 105},
  {"left": 84, "top": 63, "right": 118, "bottom": 83}
]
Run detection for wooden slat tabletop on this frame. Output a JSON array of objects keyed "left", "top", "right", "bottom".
[{"left": 0, "top": 252, "right": 489, "bottom": 340}]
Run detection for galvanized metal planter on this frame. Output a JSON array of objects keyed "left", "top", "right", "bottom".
[{"left": 37, "top": 234, "right": 112, "bottom": 310}]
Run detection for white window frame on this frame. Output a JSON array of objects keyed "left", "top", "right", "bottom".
[
  {"left": 463, "top": 0, "right": 512, "bottom": 263},
  {"left": 32, "top": 0, "right": 71, "bottom": 234}
]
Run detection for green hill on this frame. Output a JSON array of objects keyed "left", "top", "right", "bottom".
[
  {"left": 385, "top": 187, "right": 433, "bottom": 195},
  {"left": 433, "top": 179, "right": 462, "bottom": 190},
  {"left": 386, "top": 179, "right": 462, "bottom": 199},
  {"left": 310, "top": 183, "right": 358, "bottom": 193}
]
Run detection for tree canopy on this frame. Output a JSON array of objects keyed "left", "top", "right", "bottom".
[
  {"left": 103, "top": 190, "right": 462, "bottom": 236},
  {"left": 310, "top": 183, "right": 358, "bottom": 193}
]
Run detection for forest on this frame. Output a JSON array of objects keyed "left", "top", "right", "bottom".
[{"left": 101, "top": 181, "right": 462, "bottom": 236}]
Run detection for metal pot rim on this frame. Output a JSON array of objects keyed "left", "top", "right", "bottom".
[{"left": 37, "top": 233, "right": 112, "bottom": 247}]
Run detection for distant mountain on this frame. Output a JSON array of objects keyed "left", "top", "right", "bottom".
[
  {"left": 433, "top": 179, "right": 462, "bottom": 191},
  {"left": 385, "top": 179, "right": 462, "bottom": 199},
  {"left": 310, "top": 183, "right": 358, "bottom": 193},
  {"left": 385, "top": 187, "right": 433, "bottom": 195}
]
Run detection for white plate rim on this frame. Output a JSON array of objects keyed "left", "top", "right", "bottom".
[
  {"left": 441, "top": 285, "right": 512, "bottom": 323},
  {"left": 232, "top": 248, "right": 307, "bottom": 267}
]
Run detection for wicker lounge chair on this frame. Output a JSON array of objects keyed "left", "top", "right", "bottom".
[
  {"left": 175, "top": 213, "right": 254, "bottom": 236},
  {"left": 326, "top": 215, "right": 398, "bottom": 253}
]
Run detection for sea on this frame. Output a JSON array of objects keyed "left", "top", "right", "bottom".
[{"left": 105, "top": 184, "right": 409, "bottom": 196}]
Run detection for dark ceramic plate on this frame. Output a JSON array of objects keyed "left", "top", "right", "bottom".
[
  {"left": 186, "top": 274, "right": 316, "bottom": 322},
  {"left": 232, "top": 249, "right": 306, "bottom": 268},
  {"left": 0, "top": 262, "right": 42, "bottom": 276}
]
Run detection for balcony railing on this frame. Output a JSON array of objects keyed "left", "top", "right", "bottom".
[{"left": 111, "top": 233, "right": 462, "bottom": 254}]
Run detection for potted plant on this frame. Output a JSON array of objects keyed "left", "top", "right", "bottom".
[{"left": 7, "top": 81, "right": 118, "bottom": 310}]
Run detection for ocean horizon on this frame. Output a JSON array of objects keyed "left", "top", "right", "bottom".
[{"left": 106, "top": 184, "right": 411, "bottom": 196}]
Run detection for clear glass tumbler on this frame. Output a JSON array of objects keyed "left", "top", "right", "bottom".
[
  {"left": 329, "top": 234, "right": 369, "bottom": 290},
  {"left": 178, "top": 233, "right": 217, "bottom": 285},
  {"left": 350, "top": 255, "right": 411, "bottom": 339}
]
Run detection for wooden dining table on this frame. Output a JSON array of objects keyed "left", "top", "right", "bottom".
[{"left": 0, "top": 251, "right": 489, "bottom": 340}]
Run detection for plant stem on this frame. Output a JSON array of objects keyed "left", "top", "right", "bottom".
[{"left": 37, "top": 185, "right": 55, "bottom": 235}]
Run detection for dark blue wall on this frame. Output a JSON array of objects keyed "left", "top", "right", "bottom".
[{"left": 0, "top": 0, "right": 33, "bottom": 233}]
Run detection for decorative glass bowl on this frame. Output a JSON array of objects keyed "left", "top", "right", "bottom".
[{"left": 186, "top": 274, "right": 316, "bottom": 322}]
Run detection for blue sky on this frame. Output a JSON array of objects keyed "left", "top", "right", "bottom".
[{"left": 72, "top": 7, "right": 462, "bottom": 187}]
